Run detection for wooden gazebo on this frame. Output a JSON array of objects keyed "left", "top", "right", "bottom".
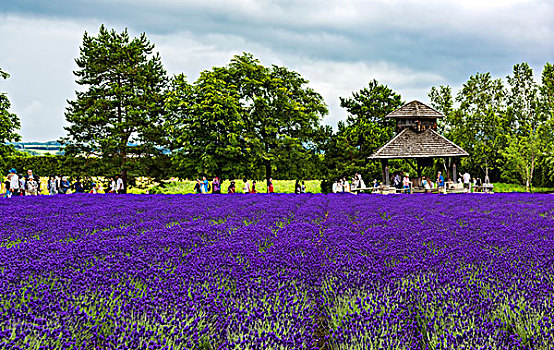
[{"left": 369, "top": 100, "right": 468, "bottom": 186}]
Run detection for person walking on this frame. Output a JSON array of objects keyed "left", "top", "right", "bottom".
[
  {"left": 194, "top": 179, "right": 202, "bottom": 194},
  {"left": 243, "top": 179, "right": 250, "bottom": 194},
  {"left": 108, "top": 177, "right": 116, "bottom": 193},
  {"left": 301, "top": 181, "right": 306, "bottom": 193},
  {"left": 116, "top": 175, "right": 125, "bottom": 194},
  {"left": 6, "top": 169, "right": 19, "bottom": 198},
  {"left": 294, "top": 180, "right": 301, "bottom": 194},
  {"left": 267, "top": 178, "right": 274, "bottom": 193},
  {"left": 47, "top": 176, "right": 59, "bottom": 195},
  {"left": 251, "top": 181, "right": 257, "bottom": 193}
]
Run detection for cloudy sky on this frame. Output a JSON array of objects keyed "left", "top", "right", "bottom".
[{"left": 1, "top": 0, "right": 553, "bottom": 141}]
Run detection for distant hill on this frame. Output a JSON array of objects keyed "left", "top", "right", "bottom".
[{"left": 8, "top": 141, "right": 63, "bottom": 155}]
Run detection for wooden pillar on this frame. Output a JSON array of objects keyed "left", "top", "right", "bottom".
[
  {"left": 381, "top": 159, "right": 390, "bottom": 186},
  {"left": 452, "top": 160, "right": 457, "bottom": 183}
]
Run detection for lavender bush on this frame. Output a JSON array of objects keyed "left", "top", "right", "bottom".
[{"left": 0, "top": 193, "right": 553, "bottom": 349}]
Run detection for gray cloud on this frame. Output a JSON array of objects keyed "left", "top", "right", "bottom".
[{"left": 0, "top": 0, "right": 553, "bottom": 141}]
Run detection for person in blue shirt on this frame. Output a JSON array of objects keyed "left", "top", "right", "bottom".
[
  {"left": 202, "top": 176, "right": 209, "bottom": 194},
  {"left": 437, "top": 171, "right": 445, "bottom": 189},
  {"left": 60, "top": 177, "right": 71, "bottom": 194}
]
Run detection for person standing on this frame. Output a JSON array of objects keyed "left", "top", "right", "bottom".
[
  {"left": 462, "top": 171, "right": 471, "bottom": 190},
  {"left": 212, "top": 177, "right": 221, "bottom": 194},
  {"left": 437, "top": 171, "right": 445, "bottom": 189},
  {"left": 201, "top": 176, "right": 209, "bottom": 194},
  {"left": 47, "top": 176, "right": 59, "bottom": 195},
  {"left": 251, "top": 181, "right": 257, "bottom": 193},
  {"left": 116, "top": 175, "right": 125, "bottom": 194},
  {"left": 301, "top": 181, "right": 306, "bottom": 193},
  {"left": 332, "top": 180, "right": 339, "bottom": 193},
  {"left": 267, "top": 178, "right": 274, "bottom": 193},
  {"left": 342, "top": 178, "right": 350, "bottom": 192},
  {"left": 358, "top": 173, "right": 366, "bottom": 189},
  {"left": 393, "top": 173, "right": 402, "bottom": 189},
  {"left": 24, "top": 169, "right": 40, "bottom": 195},
  {"left": 372, "top": 179, "right": 380, "bottom": 193},
  {"left": 402, "top": 174, "right": 411, "bottom": 194},
  {"left": 25, "top": 175, "right": 39, "bottom": 196},
  {"left": 294, "top": 180, "right": 301, "bottom": 194},
  {"left": 243, "top": 179, "right": 250, "bottom": 194}
]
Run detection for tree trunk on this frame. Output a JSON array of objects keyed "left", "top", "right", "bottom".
[{"left": 265, "top": 159, "right": 272, "bottom": 192}]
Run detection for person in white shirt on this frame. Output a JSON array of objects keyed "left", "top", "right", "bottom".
[
  {"left": 243, "top": 179, "right": 250, "bottom": 193},
  {"left": 462, "top": 172, "right": 471, "bottom": 190},
  {"left": 7, "top": 169, "right": 19, "bottom": 198},
  {"left": 357, "top": 173, "right": 366, "bottom": 189},
  {"left": 421, "top": 176, "right": 431, "bottom": 192},
  {"left": 109, "top": 177, "right": 117, "bottom": 193},
  {"left": 116, "top": 175, "right": 125, "bottom": 194}
]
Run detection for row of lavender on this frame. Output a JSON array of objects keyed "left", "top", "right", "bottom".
[{"left": 1, "top": 193, "right": 553, "bottom": 349}]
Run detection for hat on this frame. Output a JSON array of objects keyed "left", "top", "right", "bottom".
[{"left": 10, "top": 168, "right": 16, "bottom": 173}]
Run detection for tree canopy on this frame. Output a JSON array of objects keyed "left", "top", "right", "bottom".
[
  {"left": 61, "top": 25, "right": 168, "bottom": 182},
  {"left": 0, "top": 68, "right": 21, "bottom": 160},
  {"left": 167, "top": 53, "right": 328, "bottom": 182},
  {"left": 36, "top": 25, "right": 554, "bottom": 190}
]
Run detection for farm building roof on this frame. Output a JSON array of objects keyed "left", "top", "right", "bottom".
[
  {"left": 368, "top": 128, "right": 469, "bottom": 159},
  {"left": 386, "top": 100, "right": 444, "bottom": 119}
]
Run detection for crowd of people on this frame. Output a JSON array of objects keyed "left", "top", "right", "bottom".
[
  {"left": 3, "top": 167, "right": 493, "bottom": 197},
  {"left": 2, "top": 168, "right": 127, "bottom": 198},
  {"left": 332, "top": 170, "right": 491, "bottom": 194},
  {"left": 192, "top": 177, "right": 278, "bottom": 194}
]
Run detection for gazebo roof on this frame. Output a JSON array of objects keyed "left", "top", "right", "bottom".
[
  {"left": 369, "top": 128, "right": 469, "bottom": 159},
  {"left": 386, "top": 100, "right": 444, "bottom": 119}
]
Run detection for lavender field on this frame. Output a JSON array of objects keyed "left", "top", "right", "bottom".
[{"left": 1, "top": 193, "right": 553, "bottom": 349}]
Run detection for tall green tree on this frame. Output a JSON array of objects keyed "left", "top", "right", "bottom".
[
  {"left": 0, "top": 68, "right": 21, "bottom": 159},
  {"left": 227, "top": 53, "right": 328, "bottom": 181},
  {"left": 325, "top": 80, "right": 402, "bottom": 184},
  {"left": 540, "top": 63, "right": 554, "bottom": 183},
  {"left": 430, "top": 73, "right": 508, "bottom": 181},
  {"left": 61, "top": 25, "right": 168, "bottom": 183},
  {"left": 167, "top": 69, "right": 247, "bottom": 180},
  {"left": 500, "top": 63, "right": 544, "bottom": 190}
]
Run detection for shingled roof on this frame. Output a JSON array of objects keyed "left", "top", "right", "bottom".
[
  {"left": 386, "top": 100, "right": 444, "bottom": 119},
  {"left": 369, "top": 128, "right": 469, "bottom": 159}
]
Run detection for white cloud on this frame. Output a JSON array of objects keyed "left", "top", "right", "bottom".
[{"left": 0, "top": 0, "right": 552, "bottom": 140}]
